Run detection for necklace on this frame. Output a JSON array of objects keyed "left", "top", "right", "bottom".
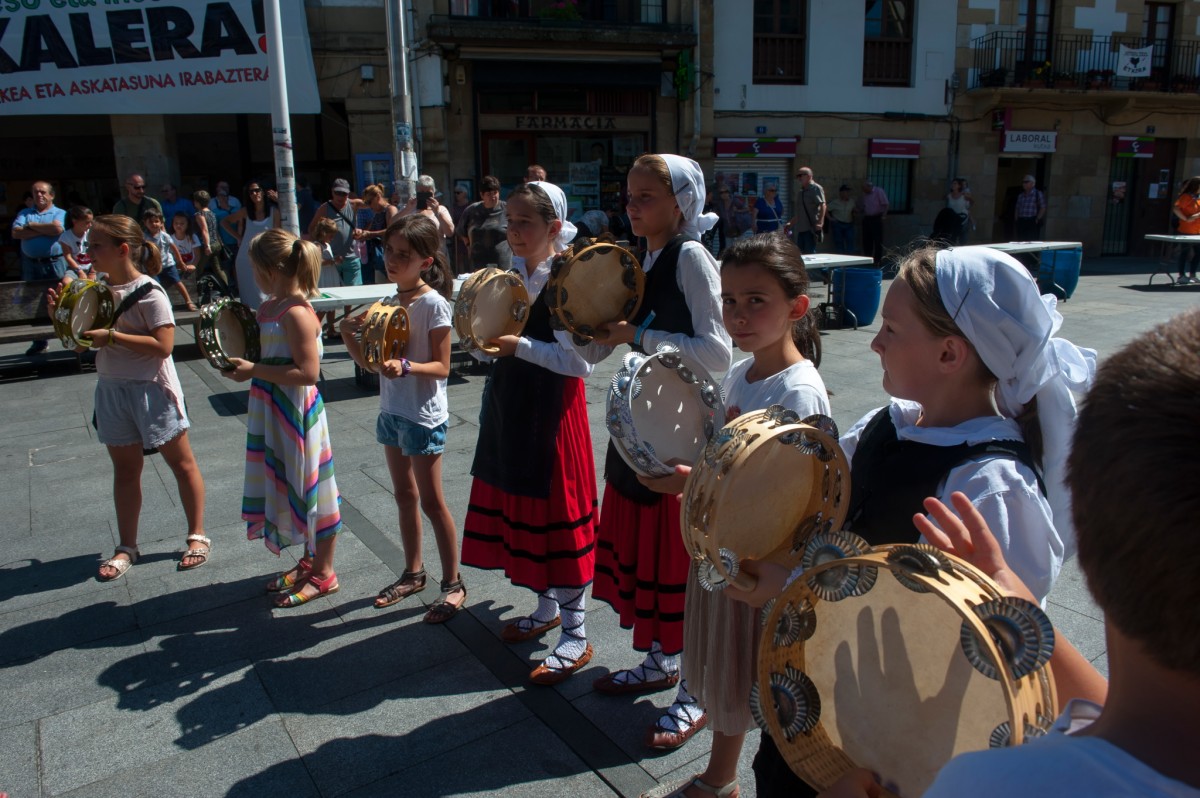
[{"left": 396, "top": 282, "right": 426, "bottom": 294}]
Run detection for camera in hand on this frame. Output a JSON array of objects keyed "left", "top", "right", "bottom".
[{"left": 416, "top": 191, "right": 432, "bottom": 210}]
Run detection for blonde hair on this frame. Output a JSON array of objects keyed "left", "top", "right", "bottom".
[
  {"left": 630, "top": 153, "right": 683, "bottom": 233},
  {"left": 91, "top": 214, "right": 161, "bottom": 276},
  {"left": 314, "top": 218, "right": 337, "bottom": 242},
  {"left": 248, "top": 228, "right": 320, "bottom": 297},
  {"left": 362, "top": 183, "right": 386, "bottom": 203}
]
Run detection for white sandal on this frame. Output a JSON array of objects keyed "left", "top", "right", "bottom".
[
  {"left": 98, "top": 545, "right": 139, "bottom": 582},
  {"left": 641, "top": 774, "right": 739, "bottom": 798},
  {"left": 178, "top": 534, "right": 212, "bottom": 571}
]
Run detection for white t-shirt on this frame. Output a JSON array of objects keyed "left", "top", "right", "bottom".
[
  {"left": 379, "top": 290, "right": 453, "bottom": 428},
  {"left": 172, "top": 232, "right": 201, "bottom": 265},
  {"left": 96, "top": 275, "right": 186, "bottom": 413},
  {"left": 59, "top": 228, "right": 91, "bottom": 269},
  {"left": 721, "top": 355, "right": 830, "bottom": 422},
  {"left": 925, "top": 700, "right": 1200, "bottom": 797},
  {"left": 841, "top": 399, "right": 1062, "bottom": 604}
]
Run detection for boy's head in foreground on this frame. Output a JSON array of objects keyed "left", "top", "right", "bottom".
[{"left": 1068, "top": 308, "right": 1200, "bottom": 676}]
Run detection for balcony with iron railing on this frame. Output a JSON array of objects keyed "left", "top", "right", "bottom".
[
  {"left": 428, "top": 0, "right": 694, "bottom": 47},
  {"left": 969, "top": 31, "right": 1200, "bottom": 93}
]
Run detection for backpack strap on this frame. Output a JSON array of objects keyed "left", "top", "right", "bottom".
[{"left": 110, "top": 280, "right": 162, "bottom": 326}]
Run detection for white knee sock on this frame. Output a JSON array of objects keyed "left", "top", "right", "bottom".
[
  {"left": 608, "top": 641, "right": 680, "bottom": 686},
  {"left": 543, "top": 585, "right": 587, "bottom": 668},
  {"left": 658, "top": 678, "right": 705, "bottom": 732},
  {"left": 512, "top": 590, "right": 559, "bottom": 634}
]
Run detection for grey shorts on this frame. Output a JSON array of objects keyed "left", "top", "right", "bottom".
[
  {"left": 94, "top": 378, "right": 190, "bottom": 448},
  {"left": 376, "top": 412, "right": 446, "bottom": 456}
]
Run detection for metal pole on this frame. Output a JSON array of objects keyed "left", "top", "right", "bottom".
[
  {"left": 386, "top": 0, "right": 417, "bottom": 207},
  {"left": 265, "top": 0, "right": 299, "bottom": 236}
]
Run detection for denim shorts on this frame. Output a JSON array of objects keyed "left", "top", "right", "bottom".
[
  {"left": 94, "top": 378, "right": 190, "bottom": 448},
  {"left": 376, "top": 412, "right": 446, "bottom": 455},
  {"left": 156, "top": 263, "right": 182, "bottom": 289}
]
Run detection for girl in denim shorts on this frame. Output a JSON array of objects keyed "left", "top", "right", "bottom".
[
  {"left": 48, "top": 214, "right": 210, "bottom": 581},
  {"left": 341, "top": 215, "right": 465, "bottom": 624}
]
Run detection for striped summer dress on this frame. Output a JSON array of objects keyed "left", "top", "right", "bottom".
[{"left": 242, "top": 300, "right": 341, "bottom": 556}]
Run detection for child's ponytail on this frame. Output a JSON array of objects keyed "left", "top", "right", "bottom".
[{"left": 422, "top": 250, "right": 454, "bottom": 299}]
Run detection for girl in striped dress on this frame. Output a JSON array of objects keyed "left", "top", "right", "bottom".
[{"left": 221, "top": 229, "right": 343, "bottom": 607}]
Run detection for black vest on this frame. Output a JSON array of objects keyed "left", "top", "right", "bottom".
[
  {"left": 846, "top": 408, "right": 1045, "bottom": 546},
  {"left": 605, "top": 236, "right": 696, "bottom": 504},
  {"left": 470, "top": 279, "right": 566, "bottom": 499}
]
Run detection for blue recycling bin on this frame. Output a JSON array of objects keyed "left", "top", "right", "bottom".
[
  {"left": 1038, "top": 247, "right": 1082, "bottom": 299},
  {"left": 833, "top": 267, "right": 883, "bottom": 327}
]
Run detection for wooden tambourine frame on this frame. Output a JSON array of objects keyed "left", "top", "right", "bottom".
[
  {"left": 605, "top": 344, "right": 725, "bottom": 478},
  {"left": 358, "top": 298, "right": 410, "bottom": 373},
  {"left": 681, "top": 406, "right": 849, "bottom": 592},
  {"left": 545, "top": 236, "right": 644, "bottom": 345},
  {"left": 194, "top": 298, "right": 260, "bottom": 371},
  {"left": 453, "top": 267, "right": 529, "bottom": 355},
  {"left": 754, "top": 538, "right": 1058, "bottom": 797},
  {"left": 52, "top": 279, "right": 115, "bottom": 349}
]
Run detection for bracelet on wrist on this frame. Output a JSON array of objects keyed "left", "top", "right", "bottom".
[
  {"left": 633, "top": 311, "right": 657, "bottom": 349},
  {"left": 400, "top": 358, "right": 412, "bottom": 377},
  {"left": 108, "top": 329, "right": 116, "bottom": 347}
]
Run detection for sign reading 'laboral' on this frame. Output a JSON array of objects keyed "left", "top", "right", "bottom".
[
  {"left": 0, "top": 0, "right": 319, "bottom": 115},
  {"left": 1001, "top": 130, "right": 1058, "bottom": 153}
]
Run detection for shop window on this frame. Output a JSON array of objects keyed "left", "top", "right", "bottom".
[
  {"left": 867, "top": 158, "right": 912, "bottom": 213},
  {"left": 864, "top": 0, "right": 914, "bottom": 86},
  {"left": 753, "top": 0, "right": 807, "bottom": 84},
  {"left": 539, "top": 90, "right": 590, "bottom": 113},
  {"left": 479, "top": 91, "right": 537, "bottom": 113}
]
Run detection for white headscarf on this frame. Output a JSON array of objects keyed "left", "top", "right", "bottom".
[
  {"left": 659, "top": 154, "right": 719, "bottom": 241},
  {"left": 526, "top": 181, "right": 577, "bottom": 252},
  {"left": 935, "top": 246, "right": 1097, "bottom": 558}
]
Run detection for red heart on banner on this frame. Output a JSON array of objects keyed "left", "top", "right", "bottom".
[{"left": 258, "top": 35, "right": 267, "bottom": 53}]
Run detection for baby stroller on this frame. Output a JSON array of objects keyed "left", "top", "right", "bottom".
[{"left": 931, "top": 207, "right": 967, "bottom": 246}]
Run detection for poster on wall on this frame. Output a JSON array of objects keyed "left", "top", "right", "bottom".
[
  {"left": 0, "top": 0, "right": 320, "bottom": 115},
  {"left": 1117, "top": 45, "right": 1153, "bottom": 78}
]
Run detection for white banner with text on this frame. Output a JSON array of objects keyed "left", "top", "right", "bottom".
[{"left": 0, "top": 0, "right": 320, "bottom": 115}]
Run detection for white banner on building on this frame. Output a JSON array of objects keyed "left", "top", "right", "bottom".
[
  {"left": 0, "top": 0, "right": 320, "bottom": 116},
  {"left": 1117, "top": 45, "right": 1153, "bottom": 78}
]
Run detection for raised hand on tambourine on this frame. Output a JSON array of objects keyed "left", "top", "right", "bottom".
[
  {"left": 590, "top": 320, "right": 635, "bottom": 346},
  {"left": 219, "top": 357, "right": 256, "bottom": 383},
  {"left": 339, "top": 310, "right": 368, "bottom": 338},
  {"left": 914, "top": 491, "right": 1035, "bottom": 604},
  {"left": 485, "top": 335, "right": 521, "bottom": 357}
]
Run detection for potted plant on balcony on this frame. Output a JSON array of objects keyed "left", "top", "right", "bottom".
[
  {"left": 1025, "top": 61, "right": 1051, "bottom": 88},
  {"left": 1052, "top": 70, "right": 1076, "bottom": 88},
  {"left": 1087, "top": 69, "right": 1114, "bottom": 89},
  {"left": 539, "top": 0, "right": 582, "bottom": 21}
]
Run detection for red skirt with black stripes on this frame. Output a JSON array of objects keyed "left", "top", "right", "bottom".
[
  {"left": 591, "top": 486, "right": 690, "bottom": 655},
  {"left": 461, "top": 377, "right": 598, "bottom": 592}
]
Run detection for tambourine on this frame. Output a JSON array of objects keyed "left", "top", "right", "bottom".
[
  {"left": 754, "top": 535, "right": 1058, "bottom": 797},
  {"left": 194, "top": 297, "right": 260, "bottom": 371},
  {"left": 681, "top": 406, "right": 849, "bottom": 592},
  {"left": 52, "top": 278, "right": 115, "bottom": 349},
  {"left": 358, "top": 297, "right": 410, "bottom": 373},
  {"left": 453, "top": 267, "right": 529, "bottom": 354},
  {"left": 545, "top": 236, "right": 644, "bottom": 345},
  {"left": 605, "top": 343, "right": 724, "bottom": 478}
]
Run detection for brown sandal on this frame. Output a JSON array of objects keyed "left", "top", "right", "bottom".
[
  {"left": 423, "top": 577, "right": 467, "bottom": 624},
  {"left": 374, "top": 568, "right": 426, "bottom": 608}
]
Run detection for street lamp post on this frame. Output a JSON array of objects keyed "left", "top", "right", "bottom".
[
  {"left": 386, "top": 0, "right": 418, "bottom": 208},
  {"left": 265, "top": 0, "right": 299, "bottom": 236}
]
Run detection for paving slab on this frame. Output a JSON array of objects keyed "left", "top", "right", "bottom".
[
  {"left": 38, "top": 659, "right": 274, "bottom": 795},
  {"left": 55, "top": 718, "right": 317, "bottom": 798},
  {"left": 0, "top": 721, "right": 39, "bottom": 798}
]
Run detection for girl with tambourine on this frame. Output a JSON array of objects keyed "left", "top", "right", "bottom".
[
  {"left": 639, "top": 233, "right": 830, "bottom": 798},
  {"left": 579, "top": 154, "right": 733, "bottom": 751},
  {"left": 339, "top": 215, "right": 465, "bottom": 624},
  {"left": 725, "top": 245, "right": 1096, "bottom": 796},
  {"left": 47, "top": 214, "right": 210, "bottom": 581},
  {"left": 460, "top": 181, "right": 600, "bottom": 684},
  {"left": 220, "top": 230, "right": 343, "bottom": 607}
]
